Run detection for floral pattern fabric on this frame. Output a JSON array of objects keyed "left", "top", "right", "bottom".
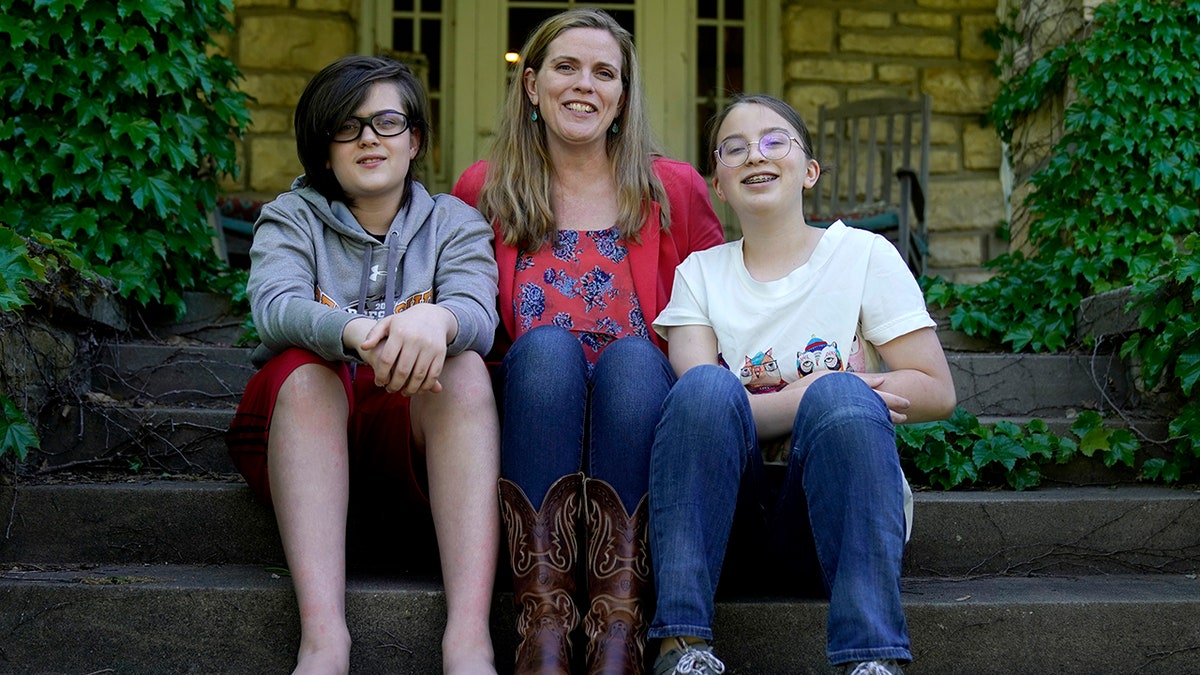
[{"left": 513, "top": 227, "right": 648, "bottom": 364}]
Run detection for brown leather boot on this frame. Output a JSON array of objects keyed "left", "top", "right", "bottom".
[
  {"left": 499, "top": 472, "right": 584, "bottom": 675},
  {"left": 582, "top": 478, "right": 652, "bottom": 675}
]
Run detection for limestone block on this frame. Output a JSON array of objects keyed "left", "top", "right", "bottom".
[
  {"left": 916, "top": 0, "right": 998, "bottom": 9},
  {"left": 930, "top": 119, "right": 960, "bottom": 146},
  {"left": 930, "top": 147, "right": 961, "bottom": 175},
  {"left": 239, "top": 16, "right": 355, "bottom": 71},
  {"left": 786, "top": 59, "right": 873, "bottom": 83},
  {"left": 1009, "top": 97, "right": 1064, "bottom": 179},
  {"left": 961, "top": 14, "right": 1000, "bottom": 61},
  {"left": 929, "top": 231, "right": 987, "bottom": 267},
  {"left": 897, "top": 12, "right": 955, "bottom": 30},
  {"left": 248, "top": 108, "right": 295, "bottom": 135},
  {"left": 785, "top": 7, "right": 834, "bottom": 54},
  {"left": 840, "top": 10, "right": 893, "bottom": 29},
  {"left": 847, "top": 87, "right": 908, "bottom": 102},
  {"left": 878, "top": 64, "right": 918, "bottom": 85},
  {"left": 841, "top": 33, "right": 958, "bottom": 59},
  {"left": 241, "top": 73, "right": 313, "bottom": 109},
  {"left": 929, "top": 178, "right": 1005, "bottom": 230},
  {"left": 923, "top": 66, "right": 999, "bottom": 114},
  {"left": 786, "top": 85, "right": 839, "bottom": 122},
  {"left": 235, "top": 0, "right": 289, "bottom": 7},
  {"left": 1021, "top": 0, "right": 1085, "bottom": 61},
  {"left": 964, "top": 124, "right": 1003, "bottom": 170},
  {"left": 250, "top": 137, "right": 303, "bottom": 194},
  {"left": 1007, "top": 180, "right": 1038, "bottom": 254},
  {"left": 948, "top": 268, "right": 1000, "bottom": 285},
  {"left": 296, "top": 0, "right": 353, "bottom": 11}
]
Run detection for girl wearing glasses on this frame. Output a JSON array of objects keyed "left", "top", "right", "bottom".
[
  {"left": 647, "top": 94, "right": 956, "bottom": 675},
  {"left": 226, "top": 55, "right": 501, "bottom": 674}
]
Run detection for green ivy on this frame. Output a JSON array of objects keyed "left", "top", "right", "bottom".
[
  {"left": 926, "top": 0, "right": 1200, "bottom": 483},
  {"left": 897, "top": 409, "right": 1142, "bottom": 491},
  {"left": 0, "top": 226, "right": 46, "bottom": 462},
  {"left": 0, "top": 0, "right": 251, "bottom": 311}
]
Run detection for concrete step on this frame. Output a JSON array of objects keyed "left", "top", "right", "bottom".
[
  {"left": 34, "top": 404, "right": 235, "bottom": 474},
  {"left": 94, "top": 342, "right": 1140, "bottom": 418},
  {"left": 1, "top": 563, "right": 1197, "bottom": 674},
  {"left": 4, "top": 481, "right": 1197, "bottom": 578},
  {"left": 93, "top": 342, "right": 254, "bottom": 406}
]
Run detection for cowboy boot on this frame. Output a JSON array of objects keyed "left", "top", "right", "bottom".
[
  {"left": 583, "top": 478, "right": 652, "bottom": 675},
  {"left": 499, "top": 472, "right": 584, "bottom": 675}
]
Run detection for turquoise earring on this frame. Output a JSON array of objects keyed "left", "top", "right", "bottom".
[
  {"left": 531, "top": 110, "right": 538, "bottom": 121},
  {"left": 610, "top": 120, "right": 619, "bottom": 134}
]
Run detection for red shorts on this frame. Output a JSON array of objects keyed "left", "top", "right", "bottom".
[{"left": 225, "top": 347, "right": 430, "bottom": 507}]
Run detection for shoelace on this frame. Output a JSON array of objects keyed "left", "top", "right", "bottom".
[{"left": 674, "top": 643, "right": 726, "bottom": 674}]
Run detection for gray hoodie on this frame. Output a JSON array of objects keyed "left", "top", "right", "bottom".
[{"left": 247, "top": 178, "right": 498, "bottom": 367}]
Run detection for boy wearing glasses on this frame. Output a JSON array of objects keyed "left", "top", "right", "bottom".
[{"left": 225, "top": 55, "right": 500, "bottom": 675}]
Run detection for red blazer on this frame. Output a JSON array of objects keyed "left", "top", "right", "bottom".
[{"left": 453, "top": 156, "right": 725, "bottom": 355}]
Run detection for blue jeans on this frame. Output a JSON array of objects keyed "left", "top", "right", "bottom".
[
  {"left": 498, "top": 325, "right": 676, "bottom": 513},
  {"left": 648, "top": 365, "right": 911, "bottom": 666}
]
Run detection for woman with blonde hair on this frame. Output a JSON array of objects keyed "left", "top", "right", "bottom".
[{"left": 454, "top": 8, "right": 723, "bottom": 673}]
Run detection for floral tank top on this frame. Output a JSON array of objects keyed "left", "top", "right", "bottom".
[{"left": 512, "top": 227, "right": 649, "bottom": 365}]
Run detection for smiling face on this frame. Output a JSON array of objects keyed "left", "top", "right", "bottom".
[
  {"left": 328, "top": 81, "right": 421, "bottom": 219},
  {"left": 524, "top": 27, "right": 625, "bottom": 153},
  {"left": 711, "top": 102, "right": 819, "bottom": 217}
]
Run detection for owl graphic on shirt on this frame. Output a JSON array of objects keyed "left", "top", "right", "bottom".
[
  {"left": 797, "top": 336, "right": 843, "bottom": 378},
  {"left": 739, "top": 348, "right": 787, "bottom": 394}
]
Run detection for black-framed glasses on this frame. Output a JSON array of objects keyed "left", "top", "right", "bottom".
[
  {"left": 331, "top": 110, "right": 410, "bottom": 143},
  {"left": 714, "top": 131, "right": 800, "bottom": 168}
]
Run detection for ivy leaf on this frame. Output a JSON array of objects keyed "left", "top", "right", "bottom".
[
  {"left": 0, "top": 396, "right": 40, "bottom": 462},
  {"left": 972, "top": 435, "right": 1029, "bottom": 471},
  {"left": 1005, "top": 462, "right": 1042, "bottom": 491},
  {"left": 1175, "top": 351, "right": 1200, "bottom": 395},
  {"left": 1101, "top": 429, "right": 1138, "bottom": 468}
]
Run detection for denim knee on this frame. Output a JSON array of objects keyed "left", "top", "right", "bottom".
[
  {"left": 656, "top": 365, "right": 752, "bottom": 462},
  {"left": 793, "top": 373, "right": 890, "bottom": 434}
]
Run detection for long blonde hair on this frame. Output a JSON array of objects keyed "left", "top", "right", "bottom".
[{"left": 476, "top": 8, "right": 670, "bottom": 253}]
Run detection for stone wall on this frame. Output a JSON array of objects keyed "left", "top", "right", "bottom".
[
  {"left": 783, "top": 0, "right": 1007, "bottom": 283},
  {"left": 213, "top": 0, "right": 360, "bottom": 201},
  {"left": 215, "top": 0, "right": 1010, "bottom": 282}
]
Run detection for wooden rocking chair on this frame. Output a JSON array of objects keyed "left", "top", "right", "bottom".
[{"left": 807, "top": 94, "right": 932, "bottom": 277}]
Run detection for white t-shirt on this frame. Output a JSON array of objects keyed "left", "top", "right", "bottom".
[{"left": 654, "top": 221, "right": 934, "bottom": 538}]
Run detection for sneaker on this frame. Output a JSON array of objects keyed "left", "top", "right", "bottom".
[
  {"left": 843, "top": 660, "right": 904, "bottom": 675},
  {"left": 653, "top": 637, "right": 726, "bottom": 675}
]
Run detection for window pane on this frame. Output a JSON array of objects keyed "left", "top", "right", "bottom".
[
  {"left": 509, "top": 8, "right": 559, "bottom": 54},
  {"left": 393, "top": 0, "right": 413, "bottom": 11},
  {"left": 393, "top": 18, "right": 413, "bottom": 52},
  {"left": 698, "top": 0, "right": 717, "bottom": 19},
  {"left": 424, "top": 0, "right": 442, "bottom": 12},
  {"left": 724, "top": 26, "right": 744, "bottom": 93},
  {"left": 726, "top": 0, "right": 744, "bottom": 20},
  {"left": 606, "top": 9, "right": 635, "bottom": 36},
  {"left": 422, "top": 19, "right": 441, "bottom": 90}
]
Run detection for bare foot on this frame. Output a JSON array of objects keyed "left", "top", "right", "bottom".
[{"left": 292, "top": 628, "right": 351, "bottom": 675}]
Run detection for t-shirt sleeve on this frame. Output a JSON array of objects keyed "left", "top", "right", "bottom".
[
  {"left": 859, "top": 235, "right": 936, "bottom": 346},
  {"left": 652, "top": 256, "right": 712, "bottom": 339}
]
